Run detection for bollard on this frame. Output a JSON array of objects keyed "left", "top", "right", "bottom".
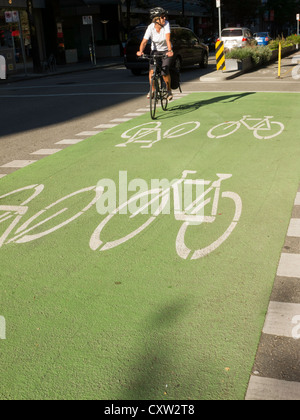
[
  {"left": 215, "top": 40, "right": 226, "bottom": 71},
  {"left": 0, "top": 55, "right": 6, "bottom": 80},
  {"left": 277, "top": 42, "right": 282, "bottom": 79}
]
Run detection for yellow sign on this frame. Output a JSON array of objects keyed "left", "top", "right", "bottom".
[{"left": 216, "top": 41, "right": 226, "bottom": 71}]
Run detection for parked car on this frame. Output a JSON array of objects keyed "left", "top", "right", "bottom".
[
  {"left": 220, "top": 27, "right": 255, "bottom": 50},
  {"left": 124, "top": 26, "right": 209, "bottom": 75},
  {"left": 254, "top": 32, "right": 272, "bottom": 46}
]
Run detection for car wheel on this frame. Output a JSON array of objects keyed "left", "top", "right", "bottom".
[{"left": 200, "top": 53, "right": 208, "bottom": 69}]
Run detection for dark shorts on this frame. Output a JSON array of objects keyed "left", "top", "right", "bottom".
[{"left": 149, "top": 51, "right": 173, "bottom": 76}]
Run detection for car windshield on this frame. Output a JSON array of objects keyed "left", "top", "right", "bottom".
[
  {"left": 222, "top": 29, "right": 243, "bottom": 37},
  {"left": 256, "top": 33, "right": 268, "bottom": 37}
]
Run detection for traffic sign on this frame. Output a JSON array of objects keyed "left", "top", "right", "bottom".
[{"left": 83, "top": 16, "right": 93, "bottom": 25}]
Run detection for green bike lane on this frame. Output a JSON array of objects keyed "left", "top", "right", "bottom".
[{"left": 0, "top": 92, "right": 300, "bottom": 400}]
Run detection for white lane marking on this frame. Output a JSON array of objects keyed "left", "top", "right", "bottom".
[
  {"left": 31, "top": 149, "right": 62, "bottom": 155},
  {"left": 277, "top": 253, "right": 300, "bottom": 278},
  {"left": 263, "top": 301, "right": 300, "bottom": 338},
  {"left": 246, "top": 376, "right": 300, "bottom": 400},
  {"left": 124, "top": 113, "right": 145, "bottom": 117},
  {"left": 110, "top": 118, "right": 133, "bottom": 122},
  {"left": 94, "top": 124, "right": 119, "bottom": 129},
  {"left": 76, "top": 131, "right": 102, "bottom": 136},
  {"left": 295, "top": 192, "right": 300, "bottom": 205},
  {"left": 287, "top": 218, "right": 300, "bottom": 237},
  {"left": 55, "top": 139, "right": 85, "bottom": 145},
  {"left": 1, "top": 160, "right": 37, "bottom": 168}
]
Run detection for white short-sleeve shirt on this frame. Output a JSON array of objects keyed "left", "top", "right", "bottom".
[{"left": 144, "top": 21, "right": 171, "bottom": 52}]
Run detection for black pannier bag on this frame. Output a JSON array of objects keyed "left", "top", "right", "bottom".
[{"left": 170, "top": 67, "right": 182, "bottom": 92}]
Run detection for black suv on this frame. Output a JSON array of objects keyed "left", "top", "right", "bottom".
[{"left": 124, "top": 26, "right": 209, "bottom": 75}]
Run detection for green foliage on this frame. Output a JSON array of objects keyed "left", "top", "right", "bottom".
[
  {"left": 226, "top": 46, "right": 272, "bottom": 65},
  {"left": 268, "top": 37, "right": 294, "bottom": 51},
  {"left": 226, "top": 33, "right": 299, "bottom": 65},
  {"left": 287, "top": 34, "right": 300, "bottom": 45}
]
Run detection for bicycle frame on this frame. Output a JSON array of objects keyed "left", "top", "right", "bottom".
[
  {"left": 240, "top": 115, "right": 274, "bottom": 131},
  {"left": 130, "top": 172, "right": 232, "bottom": 225}
]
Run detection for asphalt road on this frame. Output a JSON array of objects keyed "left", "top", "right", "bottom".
[{"left": 1, "top": 52, "right": 299, "bottom": 178}]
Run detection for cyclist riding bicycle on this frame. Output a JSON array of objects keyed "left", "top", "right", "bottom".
[{"left": 137, "top": 7, "right": 174, "bottom": 101}]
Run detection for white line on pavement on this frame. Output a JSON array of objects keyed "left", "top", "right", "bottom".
[
  {"left": 277, "top": 253, "right": 300, "bottom": 278},
  {"left": 76, "top": 131, "right": 102, "bottom": 136},
  {"left": 1, "top": 160, "right": 37, "bottom": 168},
  {"left": 94, "top": 124, "right": 119, "bottom": 129},
  {"left": 31, "top": 149, "right": 62, "bottom": 155},
  {"left": 55, "top": 139, "right": 85, "bottom": 145},
  {"left": 246, "top": 376, "right": 300, "bottom": 400},
  {"left": 263, "top": 301, "right": 300, "bottom": 338},
  {"left": 287, "top": 218, "right": 300, "bottom": 237}
]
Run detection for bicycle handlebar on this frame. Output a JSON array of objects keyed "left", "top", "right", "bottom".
[{"left": 138, "top": 53, "right": 169, "bottom": 60}]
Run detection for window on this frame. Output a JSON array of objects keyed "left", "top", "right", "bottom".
[{"left": 222, "top": 29, "right": 243, "bottom": 37}]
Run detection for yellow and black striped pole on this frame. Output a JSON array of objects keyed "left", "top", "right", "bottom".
[{"left": 216, "top": 40, "right": 226, "bottom": 71}]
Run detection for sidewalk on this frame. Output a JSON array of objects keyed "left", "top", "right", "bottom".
[{"left": 0, "top": 56, "right": 125, "bottom": 84}]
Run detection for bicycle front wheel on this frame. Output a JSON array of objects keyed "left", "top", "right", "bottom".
[{"left": 150, "top": 78, "right": 158, "bottom": 120}]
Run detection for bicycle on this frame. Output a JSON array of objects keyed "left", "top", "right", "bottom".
[
  {"left": 207, "top": 115, "right": 284, "bottom": 140},
  {"left": 90, "top": 171, "right": 242, "bottom": 260},
  {"left": 116, "top": 121, "right": 201, "bottom": 149},
  {"left": 140, "top": 53, "right": 169, "bottom": 120}
]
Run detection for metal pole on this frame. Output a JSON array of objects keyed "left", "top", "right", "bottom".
[
  {"left": 91, "top": 20, "right": 96, "bottom": 65},
  {"left": 216, "top": 1, "right": 222, "bottom": 39},
  {"left": 218, "top": 6, "right": 222, "bottom": 39}
]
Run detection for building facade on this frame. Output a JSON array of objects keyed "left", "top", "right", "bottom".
[{"left": 0, "top": 0, "right": 213, "bottom": 71}]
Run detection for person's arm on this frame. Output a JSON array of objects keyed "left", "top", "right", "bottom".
[
  {"left": 164, "top": 22, "right": 173, "bottom": 57},
  {"left": 137, "top": 38, "right": 149, "bottom": 56},
  {"left": 166, "top": 33, "right": 173, "bottom": 57},
  {"left": 137, "top": 26, "right": 151, "bottom": 56}
]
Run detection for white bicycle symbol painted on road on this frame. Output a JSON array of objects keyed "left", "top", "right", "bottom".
[
  {"left": 208, "top": 115, "right": 285, "bottom": 140},
  {"left": 0, "top": 172, "right": 242, "bottom": 260},
  {"left": 116, "top": 121, "right": 201, "bottom": 149},
  {"left": 0, "top": 184, "right": 101, "bottom": 247},
  {"left": 90, "top": 171, "right": 242, "bottom": 260}
]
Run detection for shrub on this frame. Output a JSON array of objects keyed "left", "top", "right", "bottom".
[
  {"left": 269, "top": 36, "right": 294, "bottom": 50},
  {"left": 226, "top": 46, "right": 272, "bottom": 65},
  {"left": 287, "top": 34, "right": 300, "bottom": 45}
]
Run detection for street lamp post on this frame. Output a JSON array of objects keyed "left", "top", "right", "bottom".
[{"left": 216, "top": 0, "right": 222, "bottom": 39}]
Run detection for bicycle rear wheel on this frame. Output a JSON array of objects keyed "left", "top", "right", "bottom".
[{"left": 150, "top": 78, "right": 158, "bottom": 120}]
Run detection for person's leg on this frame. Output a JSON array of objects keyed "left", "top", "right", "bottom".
[
  {"left": 163, "top": 74, "right": 171, "bottom": 91},
  {"left": 162, "top": 56, "right": 173, "bottom": 100},
  {"left": 147, "top": 69, "right": 155, "bottom": 99}
]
